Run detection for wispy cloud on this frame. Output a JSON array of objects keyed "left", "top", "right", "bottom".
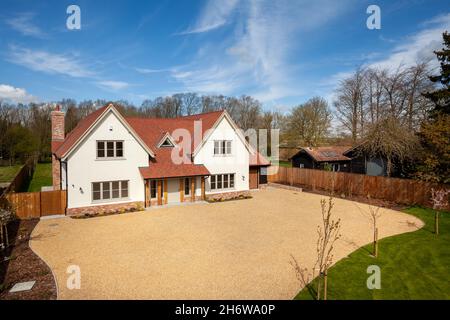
[
  {"left": 134, "top": 67, "right": 168, "bottom": 74},
  {"left": 5, "top": 13, "right": 47, "bottom": 38},
  {"left": 7, "top": 45, "right": 95, "bottom": 78},
  {"left": 172, "top": 0, "right": 354, "bottom": 102},
  {"left": 0, "top": 84, "right": 38, "bottom": 103},
  {"left": 369, "top": 13, "right": 450, "bottom": 70},
  {"left": 176, "top": 0, "right": 240, "bottom": 35},
  {"left": 96, "top": 81, "right": 130, "bottom": 91}
]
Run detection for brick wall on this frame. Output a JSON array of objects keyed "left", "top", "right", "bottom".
[
  {"left": 67, "top": 201, "right": 145, "bottom": 216},
  {"left": 51, "top": 107, "right": 64, "bottom": 190}
]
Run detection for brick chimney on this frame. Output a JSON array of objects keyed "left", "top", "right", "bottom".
[{"left": 51, "top": 105, "right": 64, "bottom": 190}]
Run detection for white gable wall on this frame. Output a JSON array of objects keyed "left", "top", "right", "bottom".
[
  {"left": 64, "top": 111, "right": 148, "bottom": 209},
  {"left": 194, "top": 116, "right": 249, "bottom": 193}
]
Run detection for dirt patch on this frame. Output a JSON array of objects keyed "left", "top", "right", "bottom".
[{"left": 0, "top": 219, "right": 57, "bottom": 300}]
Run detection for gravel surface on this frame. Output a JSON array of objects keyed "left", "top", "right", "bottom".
[{"left": 30, "top": 187, "right": 423, "bottom": 300}]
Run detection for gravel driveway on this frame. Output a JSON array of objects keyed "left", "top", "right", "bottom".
[{"left": 30, "top": 187, "right": 423, "bottom": 299}]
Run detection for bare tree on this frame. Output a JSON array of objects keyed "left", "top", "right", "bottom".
[
  {"left": 291, "top": 196, "right": 341, "bottom": 300},
  {"left": 287, "top": 97, "right": 332, "bottom": 146},
  {"left": 361, "top": 116, "right": 419, "bottom": 177}
]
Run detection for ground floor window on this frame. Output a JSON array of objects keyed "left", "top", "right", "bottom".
[
  {"left": 210, "top": 173, "right": 235, "bottom": 191},
  {"left": 184, "top": 178, "right": 191, "bottom": 196},
  {"left": 92, "top": 180, "right": 128, "bottom": 201}
]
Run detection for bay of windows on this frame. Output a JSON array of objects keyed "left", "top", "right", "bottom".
[
  {"left": 92, "top": 180, "right": 128, "bottom": 201},
  {"left": 210, "top": 174, "right": 235, "bottom": 191}
]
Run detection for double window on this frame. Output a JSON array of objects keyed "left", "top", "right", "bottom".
[
  {"left": 92, "top": 180, "right": 128, "bottom": 201},
  {"left": 210, "top": 174, "right": 235, "bottom": 191},
  {"left": 97, "top": 141, "right": 123, "bottom": 159},
  {"left": 214, "top": 140, "right": 232, "bottom": 155}
]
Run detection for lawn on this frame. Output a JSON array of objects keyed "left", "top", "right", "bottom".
[
  {"left": 295, "top": 206, "right": 450, "bottom": 300},
  {"left": 278, "top": 160, "right": 292, "bottom": 168},
  {"left": 27, "top": 162, "right": 52, "bottom": 192},
  {"left": 0, "top": 165, "right": 22, "bottom": 183}
]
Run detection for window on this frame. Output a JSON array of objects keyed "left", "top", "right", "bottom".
[
  {"left": 150, "top": 180, "right": 157, "bottom": 199},
  {"left": 92, "top": 180, "right": 129, "bottom": 202},
  {"left": 210, "top": 174, "right": 235, "bottom": 191},
  {"left": 160, "top": 138, "right": 174, "bottom": 147},
  {"left": 214, "top": 140, "right": 232, "bottom": 155},
  {"left": 184, "top": 178, "right": 191, "bottom": 196},
  {"left": 97, "top": 141, "right": 124, "bottom": 159}
]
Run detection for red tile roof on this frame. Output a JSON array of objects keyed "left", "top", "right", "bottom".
[
  {"left": 249, "top": 151, "right": 271, "bottom": 166},
  {"left": 139, "top": 148, "right": 210, "bottom": 179},
  {"left": 54, "top": 105, "right": 109, "bottom": 157},
  {"left": 53, "top": 104, "right": 267, "bottom": 179},
  {"left": 291, "top": 146, "right": 352, "bottom": 162}
]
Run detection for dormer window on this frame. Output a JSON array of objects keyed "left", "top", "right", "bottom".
[{"left": 160, "top": 138, "right": 174, "bottom": 147}]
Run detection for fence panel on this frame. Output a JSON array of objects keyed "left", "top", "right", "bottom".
[
  {"left": 3, "top": 190, "right": 66, "bottom": 219},
  {"left": 267, "top": 166, "right": 449, "bottom": 210}
]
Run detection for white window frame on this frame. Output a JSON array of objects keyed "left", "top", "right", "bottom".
[
  {"left": 210, "top": 173, "right": 235, "bottom": 191},
  {"left": 213, "top": 140, "right": 232, "bottom": 156},
  {"left": 96, "top": 140, "right": 124, "bottom": 159},
  {"left": 92, "top": 180, "right": 129, "bottom": 203}
]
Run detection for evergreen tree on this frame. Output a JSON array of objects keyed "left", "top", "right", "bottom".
[{"left": 423, "top": 32, "right": 450, "bottom": 115}]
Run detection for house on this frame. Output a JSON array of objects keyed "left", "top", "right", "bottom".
[
  {"left": 289, "top": 146, "right": 352, "bottom": 172},
  {"left": 51, "top": 103, "right": 270, "bottom": 215}
]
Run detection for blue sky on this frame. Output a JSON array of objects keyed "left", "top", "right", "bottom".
[{"left": 0, "top": 0, "right": 448, "bottom": 112}]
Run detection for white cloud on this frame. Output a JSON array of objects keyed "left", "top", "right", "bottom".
[
  {"left": 7, "top": 45, "right": 95, "bottom": 78},
  {"left": 96, "top": 81, "right": 130, "bottom": 91},
  {"left": 6, "top": 13, "right": 46, "bottom": 38},
  {"left": 0, "top": 84, "right": 38, "bottom": 103},
  {"left": 369, "top": 13, "right": 450, "bottom": 70},
  {"left": 177, "top": 0, "right": 240, "bottom": 34},
  {"left": 134, "top": 67, "right": 167, "bottom": 74},
  {"left": 172, "top": 0, "right": 354, "bottom": 102}
]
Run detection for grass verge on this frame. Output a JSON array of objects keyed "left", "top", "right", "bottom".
[
  {"left": 27, "top": 162, "right": 52, "bottom": 192},
  {"left": 295, "top": 206, "right": 450, "bottom": 300}
]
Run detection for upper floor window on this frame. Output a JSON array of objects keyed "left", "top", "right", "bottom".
[
  {"left": 97, "top": 141, "right": 123, "bottom": 159},
  {"left": 214, "top": 140, "right": 232, "bottom": 155}
]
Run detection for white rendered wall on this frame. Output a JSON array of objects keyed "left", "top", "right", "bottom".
[
  {"left": 194, "top": 117, "right": 249, "bottom": 194},
  {"left": 65, "top": 111, "right": 148, "bottom": 209}
]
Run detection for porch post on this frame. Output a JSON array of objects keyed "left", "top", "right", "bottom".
[
  {"left": 191, "top": 178, "right": 195, "bottom": 202},
  {"left": 164, "top": 179, "right": 168, "bottom": 204},
  {"left": 157, "top": 180, "right": 162, "bottom": 205},
  {"left": 145, "top": 180, "right": 150, "bottom": 207},
  {"left": 201, "top": 177, "right": 205, "bottom": 200},
  {"left": 179, "top": 178, "right": 184, "bottom": 202}
]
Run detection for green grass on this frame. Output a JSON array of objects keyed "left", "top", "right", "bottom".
[
  {"left": 27, "top": 162, "right": 52, "bottom": 192},
  {"left": 278, "top": 161, "right": 292, "bottom": 168},
  {"left": 295, "top": 206, "right": 450, "bottom": 300},
  {"left": 0, "top": 165, "right": 23, "bottom": 183}
]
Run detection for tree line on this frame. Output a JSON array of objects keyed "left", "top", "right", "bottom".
[{"left": 0, "top": 32, "right": 448, "bottom": 183}]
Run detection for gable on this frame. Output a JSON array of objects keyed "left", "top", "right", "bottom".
[{"left": 57, "top": 104, "right": 155, "bottom": 159}]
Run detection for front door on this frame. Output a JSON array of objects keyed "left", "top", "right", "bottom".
[{"left": 249, "top": 168, "right": 259, "bottom": 189}]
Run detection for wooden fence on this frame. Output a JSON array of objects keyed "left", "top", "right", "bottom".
[
  {"left": 268, "top": 166, "right": 449, "bottom": 210},
  {"left": 0, "top": 157, "right": 37, "bottom": 197},
  {"left": 1, "top": 190, "right": 67, "bottom": 219}
]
